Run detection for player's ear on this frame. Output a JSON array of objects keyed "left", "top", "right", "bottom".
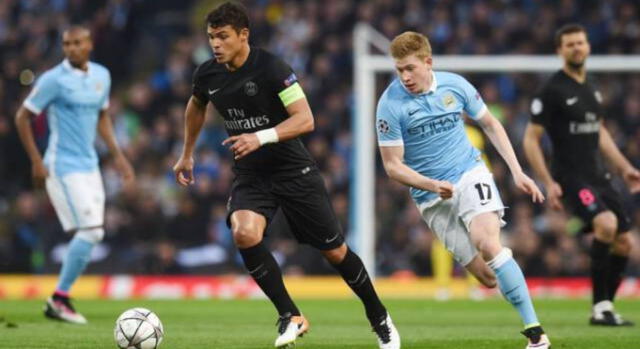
[
  {"left": 239, "top": 28, "right": 249, "bottom": 42},
  {"left": 425, "top": 56, "right": 433, "bottom": 68}
]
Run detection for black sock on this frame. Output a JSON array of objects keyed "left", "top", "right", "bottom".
[
  {"left": 239, "top": 242, "right": 300, "bottom": 316},
  {"left": 590, "top": 239, "right": 611, "bottom": 304},
  {"left": 331, "top": 248, "right": 386, "bottom": 323},
  {"left": 607, "top": 254, "right": 629, "bottom": 302}
]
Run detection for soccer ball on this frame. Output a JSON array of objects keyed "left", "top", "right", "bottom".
[{"left": 114, "top": 308, "right": 164, "bottom": 349}]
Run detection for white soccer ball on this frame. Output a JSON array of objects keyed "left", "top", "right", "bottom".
[{"left": 114, "top": 307, "right": 164, "bottom": 349}]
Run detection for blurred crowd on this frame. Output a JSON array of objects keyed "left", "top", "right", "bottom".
[{"left": 0, "top": 0, "right": 639, "bottom": 278}]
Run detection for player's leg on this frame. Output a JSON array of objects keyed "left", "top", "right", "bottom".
[
  {"left": 590, "top": 211, "right": 618, "bottom": 308},
  {"left": 459, "top": 165, "right": 549, "bottom": 348},
  {"left": 44, "top": 170, "right": 105, "bottom": 324},
  {"left": 276, "top": 172, "right": 399, "bottom": 349},
  {"left": 609, "top": 232, "right": 631, "bottom": 302},
  {"left": 230, "top": 210, "right": 308, "bottom": 348},
  {"left": 463, "top": 254, "right": 496, "bottom": 289},
  {"left": 227, "top": 176, "right": 306, "bottom": 348},
  {"left": 601, "top": 190, "right": 633, "bottom": 306},
  {"left": 468, "top": 212, "right": 550, "bottom": 348},
  {"left": 231, "top": 210, "right": 300, "bottom": 317}
]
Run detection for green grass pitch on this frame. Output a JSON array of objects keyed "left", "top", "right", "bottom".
[{"left": 1, "top": 299, "right": 639, "bottom": 348}]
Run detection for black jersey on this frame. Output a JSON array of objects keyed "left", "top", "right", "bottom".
[
  {"left": 530, "top": 70, "right": 606, "bottom": 181},
  {"left": 192, "top": 47, "right": 315, "bottom": 177}
]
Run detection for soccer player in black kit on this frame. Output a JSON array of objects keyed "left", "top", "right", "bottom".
[
  {"left": 172, "top": 3, "right": 400, "bottom": 348},
  {"left": 524, "top": 24, "right": 640, "bottom": 326}
]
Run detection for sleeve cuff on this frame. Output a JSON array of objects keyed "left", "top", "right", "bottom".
[
  {"left": 23, "top": 100, "right": 42, "bottom": 114},
  {"left": 101, "top": 99, "right": 110, "bottom": 111},
  {"left": 378, "top": 139, "right": 404, "bottom": 147},
  {"left": 470, "top": 104, "right": 488, "bottom": 120}
]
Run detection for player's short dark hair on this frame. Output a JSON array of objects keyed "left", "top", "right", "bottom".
[
  {"left": 555, "top": 23, "right": 587, "bottom": 47},
  {"left": 206, "top": 2, "right": 249, "bottom": 32}
]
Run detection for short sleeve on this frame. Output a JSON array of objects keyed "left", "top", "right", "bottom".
[
  {"left": 23, "top": 71, "right": 58, "bottom": 114},
  {"left": 267, "top": 58, "right": 306, "bottom": 107},
  {"left": 458, "top": 76, "right": 487, "bottom": 120},
  {"left": 101, "top": 70, "right": 111, "bottom": 111},
  {"left": 191, "top": 63, "right": 208, "bottom": 103},
  {"left": 530, "top": 88, "right": 555, "bottom": 127},
  {"left": 376, "top": 97, "right": 403, "bottom": 147}
]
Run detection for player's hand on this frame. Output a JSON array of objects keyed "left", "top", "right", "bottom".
[
  {"left": 114, "top": 154, "right": 135, "bottom": 188},
  {"left": 513, "top": 171, "right": 545, "bottom": 204},
  {"left": 173, "top": 155, "right": 195, "bottom": 186},
  {"left": 434, "top": 180, "right": 453, "bottom": 199},
  {"left": 544, "top": 180, "right": 564, "bottom": 210},
  {"left": 222, "top": 133, "right": 261, "bottom": 160},
  {"left": 622, "top": 167, "right": 640, "bottom": 194},
  {"left": 31, "top": 159, "right": 49, "bottom": 188}
]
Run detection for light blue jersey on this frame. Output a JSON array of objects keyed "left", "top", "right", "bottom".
[
  {"left": 376, "top": 71, "right": 488, "bottom": 204},
  {"left": 24, "top": 59, "right": 111, "bottom": 177}
]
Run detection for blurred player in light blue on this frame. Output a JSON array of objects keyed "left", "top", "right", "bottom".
[
  {"left": 15, "top": 26, "right": 134, "bottom": 324},
  {"left": 376, "top": 31, "right": 551, "bottom": 349}
]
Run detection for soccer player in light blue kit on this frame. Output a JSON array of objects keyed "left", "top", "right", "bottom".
[
  {"left": 376, "top": 32, "right": 551, "bottom": 349},
  {"left": 15, "top": 27, "right": 134, "bottom": 324}
]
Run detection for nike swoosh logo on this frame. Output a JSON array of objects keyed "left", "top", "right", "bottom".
[
  {"left": 209, "top": 88, "right": 221, "bottom": 95},
  {"left": 325, "top": 234, "right": 339, "bottom": 243},
  {"left": 566, "top": 97, "right": 578, "bottom": 105},
  {"left": 248, "top": 263, "right": 264, "bottom": 274},
  {"left": 347, "top": 267, "right": 364, "bottom": 284},
  {"left": 408, "top": 109, "right": 420, "bottom": 115},
  {"left": 480, "top": 201, "right": 490, "bottom": 206}
]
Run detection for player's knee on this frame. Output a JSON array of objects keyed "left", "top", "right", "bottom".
[
  {"left": 75, "top": 227, "right": 104, "bottom": 244},
  {"left": 593, "top": 211, "right": 617, "bottom": 242},
  {"left": 321, "top": 244, "right": 347, "bottom": 264},
  {"left": 477, "top": 239, "right": 503, "bottom": 261},
  {"left": 232, "top": 224, "right": 263, "bottom": 248},
  {"left": 613, "top": 233, "right": 632, "bottom": 256}
]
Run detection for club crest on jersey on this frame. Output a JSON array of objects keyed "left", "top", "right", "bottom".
[
  {"left": 442, "top": 93, "right": 456, "bottom": 108},
  {"left": 284, "top": 73, "right": 297, "bottom": 87},
  {"left": 244, "top": 81, "right": 258, "bottom": 96},
  {"left": 378, "top": 119, "right": 390, "bottom": 134},
  {"left": 95, "top": 82, "right": 103, "bottom": 92}
]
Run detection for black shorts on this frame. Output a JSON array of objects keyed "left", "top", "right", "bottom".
[
  {"left": 226, "top": 170, "right": 345, "bottom": 250},
  {"left": 560, "top": 177, "right": 632, "bottom": 234}
]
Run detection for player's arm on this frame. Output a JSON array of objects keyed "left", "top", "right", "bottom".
[
  {"left": 599, "top": 123, "right": 640, "bottom": 192},
  {"left": 174, "top": 95, "right": 208, "bottom": 186},
  {"left": 15, "top": 106, "right": 48, "bottom": 187},
  {"left": 379, "top": 145, "right": 452, "bottom": 199},
  {"left": 15, "top": 72, "right": 59, "bottom": 187},
  {"left": 98, "top": 110, "right": 135, "bottom": 185},
  {"left": 222, "top": 87, "right": 314, "bottom": 160},
  {"left": 476, "top": 110, "right": 544, "bottom": 203},
  {"left": 523, "top": 122, "right": 563, "bottom": 209}
]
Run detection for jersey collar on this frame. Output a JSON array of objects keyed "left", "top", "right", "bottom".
[{"left": 62, "top": 59, "right": 90, "bottom": 77}]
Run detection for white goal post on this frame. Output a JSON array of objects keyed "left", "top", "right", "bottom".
[{"left": 352, "top": 22, "right": 640, "bottom": 277}]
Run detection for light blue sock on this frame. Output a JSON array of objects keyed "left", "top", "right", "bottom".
[
  {"left": 489, "top": 248, "right": 540, "bottom": 328},
  {"left": 56, "top": 236, "right": 94, "bottom": 293}
]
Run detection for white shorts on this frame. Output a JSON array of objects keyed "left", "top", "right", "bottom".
[
  {"left": 417, "top": 164, "right": 506, "bottom": 266},
  {"left": 45, "top": 170, "right": 105, "bottom": 232}
]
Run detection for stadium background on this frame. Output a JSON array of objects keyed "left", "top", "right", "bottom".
[{"left": 0, "top": 0, "right": 639, "bottom": 298}]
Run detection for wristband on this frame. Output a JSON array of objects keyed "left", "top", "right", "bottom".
[{"left": 256, "top": 128, "right": 279, "bottom": 145}]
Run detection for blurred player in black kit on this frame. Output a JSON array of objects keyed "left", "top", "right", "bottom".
[
  {"left": 172, "top": 2, "right": 400, "bottom": 348},
  {"left": 524, "top": 23, "right": 640, "bottom": 326}
]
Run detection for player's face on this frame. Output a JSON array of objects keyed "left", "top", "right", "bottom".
[
  {"left": 62, "top": 30, "right": 92, "bottom": 67},
  {"left": 557, "top": 32, "right": 590, "bottom": 68},
  {"left": 394, "top": 54, "right": 433, "bottom": 94},
  {"left": 207, "top": 25, "right": 249, "bottom": 64}
]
